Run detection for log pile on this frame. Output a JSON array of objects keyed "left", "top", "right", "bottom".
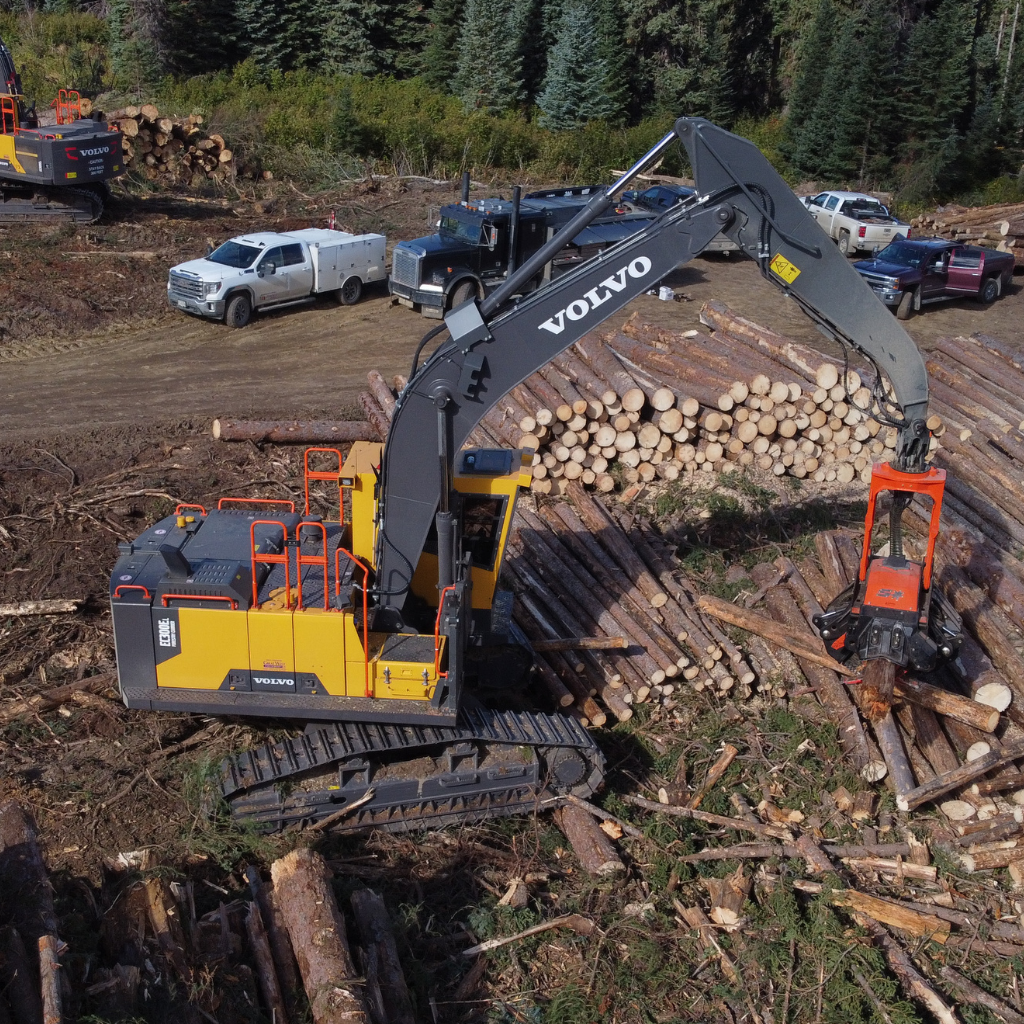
[
  {"left": 910, "top": 200, "right": 1024, "bottom": 267},
  {"left": 102, "top": 103, "right": 258, "bottom": 186}
]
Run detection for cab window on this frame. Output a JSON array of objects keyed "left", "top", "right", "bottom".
[
  {"left": 950, "top": 247, "right": 981, "bottom": 270},
  {"left": 258, "top": 246, "right": 283, "bottom": 271},
  {"left": 461, "top": 495, "right": 507, "bottom": 569},
  {"left": 825, "top": 196, "right": 840, "bottom": 211},
  {"left": 809, "top": 193, "right": 829, "bottom": 207},
  {"left": 281, "top": 243, "right": 305, "bottom": 266}
]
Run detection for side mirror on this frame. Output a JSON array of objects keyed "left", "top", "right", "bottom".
[
  {"left": 487, "top": 226, "right": 497, "bottom": 251},
  {"left": 266, "top": 262, "right": 276, "bottom": 275}
]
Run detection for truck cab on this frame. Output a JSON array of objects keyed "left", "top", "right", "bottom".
[{"left": 389, "top": 186, "right": 653, "bottom": 318}]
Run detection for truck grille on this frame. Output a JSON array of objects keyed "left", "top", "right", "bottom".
[
  {"left": 391, "top": 247, "right": 422, "bottom": 288},
  {"left": 858, "top": 272, "right": 893, "bottom": 289},
  {"left": 169, "top": 271, "right": 204, "bottom": 300}
]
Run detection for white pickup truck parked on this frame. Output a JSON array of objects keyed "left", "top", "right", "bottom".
[
  {"left": 168, "top": 228, "right": 387, "bottom": 327},
  {"left": 800, "top": 191, "right": 911, "bottom": 256}
]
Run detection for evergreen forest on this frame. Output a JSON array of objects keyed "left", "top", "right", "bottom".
[{"left": 2, "top": 0, "right": 1023, "bottom": 203}]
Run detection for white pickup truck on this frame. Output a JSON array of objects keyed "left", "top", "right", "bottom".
[
  {"left": 799, "top": 191, "right": 911, "bottom": 256},
  {"left": 167, "top": 228, "right": 387, "bottom": 327}
]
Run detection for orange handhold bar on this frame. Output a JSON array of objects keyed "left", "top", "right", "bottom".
[
  {"left": 303, "top": 447, "right": 344, "bottom": 520},
  {"left": 114, "top": 584, "right": 151, "bottom": 600},
  {"left": 296, "top": 520, "right": 329, "bottom": 611},
  {"left": 250, "top": 519, "right": 292, "bottom": 609},
  {"left": 335, "top": 546, "right": 371, "bottom": 697},
  {"left": 175, "top": 503, "right": 208, "bottom": 516},
  {"left": 219, "top": 497, "right": 296, "bottom": 512}
]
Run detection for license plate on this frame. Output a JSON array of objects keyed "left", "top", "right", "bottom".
[{"left": 176, "top": 300, "right": 187, "bottom": 308}]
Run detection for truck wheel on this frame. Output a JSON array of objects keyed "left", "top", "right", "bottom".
[
  {"left": 225, "top": 294, "right": 252, "bottom": 328},
  {"left": 979, "top": 276, "right": 999, "bottom": 304},
  {"left": 339, "top": 276, "right": 363, "bottom": 305},
  {"left": 449, "top": 280, "right": 477, "bottom": 309},
  {"left": 837, "top": 230, "right": 851, "bottom": 256},
  {"left": 896, "top": 288, "right": 915, "bottom": 320}
]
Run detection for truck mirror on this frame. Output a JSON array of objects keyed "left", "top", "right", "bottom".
[
  {"left": 265, "top": 262, "right": 276, "bottom": 275},
  {"left": 487, "top": 226, "right": 497, "bottom": 251}
]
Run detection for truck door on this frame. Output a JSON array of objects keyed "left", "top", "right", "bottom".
[
  {"left": 804, "top": 194, "right": 829, "bottom": 226},
  {"left": 822, "top": 194, "right": 840, "bottom": 234},
  {"left": 279, "top": 242, "right": 314, "bottom": 299},
  {"left": 920, "top": 249, "right": 950, "bottom": 299},
  {"left": 479, "top": 221, "right": 504, "bottom": 280},
  {"left": 946, "top": 246, "right": 983, "bottom": 295},
  {"left": 255, "top": 246, "right": 290, "bottom": 305}
]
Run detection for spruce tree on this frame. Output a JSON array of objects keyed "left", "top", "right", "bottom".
[
  {"left": 781, "top": 0, "right": 837, "bottom": 172},
  {"left": 108, "top": 0, "right": 163, "bottom": 92},
  {"left": 421, "top": 0, "right": 466, "bottom": 91},
  {"left": 595, "top": 0, "right": 632, "bottom": 124},
  {"left": 318, "top": 0, "right": 386, "bottom": 76},
  {"left": 537, "top": 1, "right": 616, "bottom": 129},
  {"left": 234, "top": 0, "right": 305, "bottom": 73},
  {"left": 451, "top": 0, "right": 525, "bottom": 113},
  {"left": 163, "top": 0, "right": 239, "bottom": 75}
]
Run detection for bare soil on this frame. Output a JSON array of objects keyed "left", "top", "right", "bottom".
[{"left": 2, "top": 179, "right": 1024, "bottom": 1022}]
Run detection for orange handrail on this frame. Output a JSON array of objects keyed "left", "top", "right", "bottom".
[
  {"left": 296, "top": 521, "right": 329, "bottom": 611},
  {"left": 335, "top": 546, "right": 370, "bottom": 697},
  {"left": 218, "top": 496, "right": 296, "bottom": 512},
  {"left": 175, "top": 503, "right": 208, "bottom": 516},
  {"left": 114, "top": 584, "right": 151, "bottom": 600},
  {"left": 161, "top": 593, "right": 237, "bottom": 609},
  {"left": 0, "top": 95, "right": 16, "bottom": 135},
  {"left": 250, "top": 519, "right": 291, "bottom": 609},
  {"left": 303, "top": 447, "right": 344, "bottom": 520},
  {"left": 434, "top": 585, "right": 456, "bottom": 680}
]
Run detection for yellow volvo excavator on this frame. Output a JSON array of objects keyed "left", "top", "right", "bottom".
[
  {"left": 109, "top": 118, "right": 960, "bottom": 833},
  {"left": 1, "top": 35, "right": 122, "bottom": 222}
]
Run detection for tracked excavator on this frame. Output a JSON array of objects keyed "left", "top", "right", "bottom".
[
  {"left": 109, "top": 118, "right": 962, "bottom": 834},
  {"left": 1, "top": 35, "right": 122, "bottom": 222}
]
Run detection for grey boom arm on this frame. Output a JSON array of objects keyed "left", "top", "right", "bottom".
[{"left": 372, "top": 116, "right": 931, "bottom": 623}]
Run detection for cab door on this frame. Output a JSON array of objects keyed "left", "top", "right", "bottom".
[
  {"left": 822, "top": 194, "right": 840, "bottom": 234},
  {"left": 946, "top": 246, "right": 983, "bottom": 295},
  {"left": 478, "top": 221, "right": 505, "bottom": 279},
  {"left": 920, "top": 249, "right": 950, "bottom": 299},
  {"left": 279, "top": 242, "right": 314, "bottom": 299},
  {"left": 255, "top": 246, "right": 290, "bottom": 305}
]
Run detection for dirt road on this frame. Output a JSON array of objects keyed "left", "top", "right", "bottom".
[
  {"left": 4, "top": 256, "right": 1020, "bottom": 439},
  {"left": 1, "top": 183, "right": 1021, "bottom": 439}
]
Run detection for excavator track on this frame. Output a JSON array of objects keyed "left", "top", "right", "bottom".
[
  {"left": 0, "top": 183, "right": 104, "bottom": 223},
  {"left": 218, "top": 704, "right": 604, "bottom": 834}
]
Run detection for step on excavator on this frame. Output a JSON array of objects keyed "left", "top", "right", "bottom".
[
  {"left": 1, "top": 35, "right": 122, "bottom": 222},
  {"left": 109, "top": 118, "right": 961, "bottom": 833}
]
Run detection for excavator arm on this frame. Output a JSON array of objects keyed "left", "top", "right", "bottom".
[{"left": 374, "top": 117, "right": 935, "bottom": 629}]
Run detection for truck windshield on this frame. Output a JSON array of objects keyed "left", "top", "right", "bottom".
[
  {"left": 440, "top": 215, "right": 485, "bottom": 245},
  {"left": 207, "top": 241, "right": 261, "bottom": 268},
  {"left": 874, "top": 241, "right": 926, "bottom": 267}
]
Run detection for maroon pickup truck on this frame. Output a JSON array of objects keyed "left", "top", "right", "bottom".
[{"left": 854, "top": 237, "right": 1015, "bottom": 319}]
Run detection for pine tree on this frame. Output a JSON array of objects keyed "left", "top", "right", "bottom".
[
  {"left": 319, "top": 0, "right": 386, "bottom": 75},
  {"left": 234, "top": 0, "right": 306, "bottom": 73},
  {"left": 897, "top": 0, "right": 972, "bottom": 199},
  {"left": 781, "top": 0, "right": 837, "bottom": 171},
  {"left": 451, "top": 0, "right": 525, "bottom": 113},
  {"left": 108, "top": 0, "right": 163, "bottom": 92},
  {"left": 537, "top": 1, "right": 616, "bottom": 129},
  {"left": 421, "top": 0, "right": 466, "bottom": 90},
  {"left": 163, "top": 0, "right": 240, "bottom": 75},
  {"left": 595, "top": 0, "right": 632, "bottom": 124}
]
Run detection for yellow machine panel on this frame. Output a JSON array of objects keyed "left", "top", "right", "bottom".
[
  {"left": 293, "top": 609, "right": 347, "bottom": 695},
  {"left": 374, "top": 658, "right": 438, "bottom": 699},
  {"left": 339, "top": 442, "right": 383, "bottom": 563},
  {"left": 247, "top": 607, "right": 295, "bottom": 674},
  {"left": 0, "top": 135, "right": 25, "bottom": 174},
  {"left": 156, "top": 607, "right": 249, "bottom": 690}
]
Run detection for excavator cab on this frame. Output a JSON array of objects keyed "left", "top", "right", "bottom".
[{"left": 814, "top": 462, "right": 962, "bottom": 671}]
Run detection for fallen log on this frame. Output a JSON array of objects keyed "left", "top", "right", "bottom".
[
  {"left": 553, "top": 802, "right": 625, "bottom": 877},
  {"left": 939, "top": 966, "right": 1024, "bottom": 1024},
  {"left": 0, "top": 599, "right": 80, "bottom": 617},
  {"left": 271, "top": 849, "right": 369, "bottom": 1024},
  {"left": 350, "top": 890, "right": 415, "bottom": 1024},
  {"left": 461, "top": 914, "right": 596, "bottom": 957},
  {"left": 0, "top": 675, "right": 115, "bottom": 726},
  {"left": 38, "top": 935, "right": 62, "bottom": 1024},
  {"left": 894, "top": 675, "right": 1000, "bottom": 732},
  {"left": 245, "top": 901, "right": 289, "bottom": 1024},
  {"left": 899, "top": 739, "right": 1024, "bottom": 811},
  {"left": 213, "top": 419, "right": 376, "bottom": 444},
  {"left": 531, "top": 636, "right": 628, "bottom": 652}
]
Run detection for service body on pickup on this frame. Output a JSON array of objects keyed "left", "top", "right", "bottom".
[
  {"left": 801, "top": 190, "right": 911, "bottom": 255},
  {"left": 854, "top": 237, "right": 1015, "bottom": 319},
  {"left": 621, "top": 183, "right": 738, "bottom": 252},
  {"left": 168, "top": 228, "right": 386, "bottom": 327},
  {"left": 389, "top": 185, "right": 654, "bottom": 318}
]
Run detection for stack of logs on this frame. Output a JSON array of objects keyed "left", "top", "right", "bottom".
[
  {"left": 699, "top": 527, "right": 1024, "bottom": 841},
  {"left": 911, "top": 200, "right": 1024, "bottom": 267},
  {"left": 103, "top": 103, "right": 258, "bottom": 185},
  {"left": 359, "top": 369, "right": 760, "bottom": 721},
  {"left": 363, "top": 305, "right": 913, "bottom": 495}
]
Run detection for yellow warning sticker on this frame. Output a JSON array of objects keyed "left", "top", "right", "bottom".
[{"left": 770, "top": 253, "right": 801, "bottom": 284}]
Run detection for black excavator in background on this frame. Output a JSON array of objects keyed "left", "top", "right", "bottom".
[
  {"left": 0, "top": 34, "right": 122, "bottom": 222},
  {"left": 109, "top": 117, "right": 961, "bottom": 834}
]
